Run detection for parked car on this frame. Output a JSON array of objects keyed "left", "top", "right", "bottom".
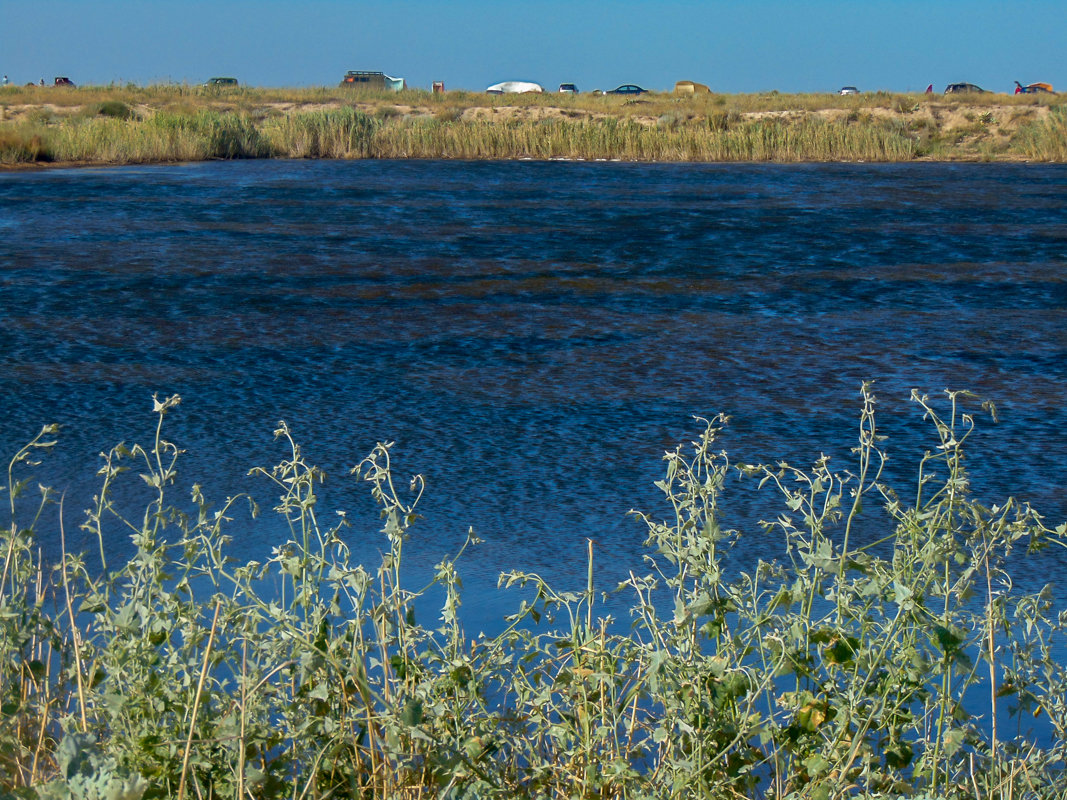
[
  {"left": 605, "top": 84, "right": 647, "bottom": 95},
  {"left": 204, "top": 77, "right": 238, "bottom": 88},
  {"left": 1015, "top": 81, "right": 1054, "bottom": 94},
  {"left": 558, "top": 83, "right": 579, "bottom": 94},
  {"left": 944, "top": 83, "right": 985, "bottom": 94},
  {"left": 53, "top": 77, "right": 75, "bottom": 87},
  {"left": 838, "top": 86, "right": 859, "bottom": 95}
]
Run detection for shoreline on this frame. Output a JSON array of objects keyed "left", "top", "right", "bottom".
[
  {"left": 0, "top": 154, "right": 1052, "bottom": 173},
  {"left": 2, "top": 86, "right": 1064, "bottom": 166}
]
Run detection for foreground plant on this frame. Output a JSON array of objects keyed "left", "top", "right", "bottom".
[{"left": 1, "top": 385, "right": 1065, "bottom": 799}]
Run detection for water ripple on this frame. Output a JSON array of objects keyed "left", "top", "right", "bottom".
[{"left": 1, "top": 160, "right": 1066, "bottom": 608}]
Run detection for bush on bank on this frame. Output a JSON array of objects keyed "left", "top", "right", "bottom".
[{"left": 1, "top": 386, "right": 1066, "bottom": 800}]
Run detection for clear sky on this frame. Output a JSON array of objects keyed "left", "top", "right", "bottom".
[{"left": 3, "top": 1, "right": 1064, "bottom": 94}]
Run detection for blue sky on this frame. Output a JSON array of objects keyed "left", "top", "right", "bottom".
[{"left": 3, "top": 1, "right": 1064, "bottom": 94}]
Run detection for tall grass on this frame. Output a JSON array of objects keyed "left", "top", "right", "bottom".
[
  {"left": 2, "top": 385, "right": 1066, "bottom": 799},
  {"left": 4, "top": 86, "right": 1066, "bottom": 164},
  {"left": 1014, "top": 109, "right": 1067, "bottom": 161},
  {"left": 78, "top": 111, "right": 920, "bottom": 162},
  {"left": 4, "top": 112, "right": 919, "bottom": 165},
  {"left": 38, "top": 111, "right": 268, "bottom": 164},
  {"left": 260, "top": 108, "right": 378, "bottom": 158},
  {"left": 348, "top": 116, "right": 917, "bottom": 161}
]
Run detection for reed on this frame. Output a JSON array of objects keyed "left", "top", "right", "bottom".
[
  {"left": 259, "top": 107, "right": 377, "bottom": 158},
  {"left": 5, "top": 113, "right": 918, "bottom": 165},
  {"left": 0, "top": 127, "right": 46, "bottom": 162},
  {"left": 2, "top": 386, "right": 1066, "bottom": 799},
  {"left": 358, "top": 115, "right": 918, "bottom": 162},
  {"left": 1013, "top": 109, "right": 1067, "bottom": 161},
  {"left": 3, "top": 110, "right": 270, "bottom": 164},
  {"left": 3, "top": 85, "right": 1065, "bottom": 165}
]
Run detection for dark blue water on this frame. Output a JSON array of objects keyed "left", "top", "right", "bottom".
[{"left": 2, "top": 160, "right": 1066, "bottom": 626}]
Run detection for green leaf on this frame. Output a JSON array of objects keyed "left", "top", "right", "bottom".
[
  {"left": 401, "top": 697, "right": 423, "bottom": 727},
  {"left": 884, "top": 739, "right": 914, "bottom": 769},
  {"left": 823, "top": 636, "right": 859, "bottom": 665},
  {"left": 943, "top": 727, "right": 966, "bottom": 756},
  {"left": 802, "top": 752, "right": 830, "bottom": 776},
  {"left": 933, "top": 624, "right": 965, "bottom": 655}
]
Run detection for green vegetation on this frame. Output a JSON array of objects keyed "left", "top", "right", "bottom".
[
  {"left": 0, "top": 106, "right": 916, "bottom": 164},
  {"left": 90, "top": 102, "right": 137, "bottom": 121},
  {"left": 1014, "top": 109, "right": 1067, "bottom": 161},
  {"left": 2, "top": 84, "right": 1066, "bottom": 164},
  {"left": 2, "top": 386, "right": 1066, "bottom": 799}
]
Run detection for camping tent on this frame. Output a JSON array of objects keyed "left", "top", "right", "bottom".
[
  {"left": 486, "top": 81, "right": 544, "bottom": 94},
  {"left": 674, "top": 80, "right": 711, "bottom": 95}
]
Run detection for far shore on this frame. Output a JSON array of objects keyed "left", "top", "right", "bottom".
[{"left": 2, "top": 85, "right": 1064, "bottom": 166}]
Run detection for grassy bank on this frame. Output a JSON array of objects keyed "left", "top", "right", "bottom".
[
  {"left": 2, "top": 84, "right": 1065, "bottom": 165},
  {"left": 2, "top": 386, "right": 1067, "bottom": 799}
]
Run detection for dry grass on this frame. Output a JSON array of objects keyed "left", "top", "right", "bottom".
[{"left": 2, "top": 84, "right": 1065, "bottom": 165}]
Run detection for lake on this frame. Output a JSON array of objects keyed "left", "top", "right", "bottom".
[{"left": 2, "top": 159, "right": 1066, "bottom": 627}]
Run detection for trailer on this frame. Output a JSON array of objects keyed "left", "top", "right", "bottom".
[{"left": 340, "top": 71, "right": 405, "bottom": 91}]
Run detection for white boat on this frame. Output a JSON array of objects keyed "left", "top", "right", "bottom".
[{"left": 486, "top": 81, "right": 544, "bottom": 94}]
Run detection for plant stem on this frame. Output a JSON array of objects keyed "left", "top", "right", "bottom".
[{"left": 178, "top": 599, "right": 223, "bottom": 800}]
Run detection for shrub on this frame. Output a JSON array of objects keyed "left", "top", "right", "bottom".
[
  {"left": 0, "top": 128, "right": 48, "bottom": 162},
  {"left": 94, "top": 101, "right": 137, "bottom": 120},
  {"left": 893, "top": 97, "right": 919, "bottom": 114},
  {"left": 657, "top": 112, "right": 687, "bottom": 130},
  {"left": 1, "top": 386, "right": 1066, "bottom": 799},
  {"left": 433, "top": 106, "right": 464, "bottom": 123},
  {"left": 707, "top": 110, "right": 740, "bottom": 132}
]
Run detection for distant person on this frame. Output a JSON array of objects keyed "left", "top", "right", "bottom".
[
  {"left": 39, "top": 78, "right": 44, "bottom": 86},
  {"left": 1, "top": 75, "right": 9, "bottom": 86}
]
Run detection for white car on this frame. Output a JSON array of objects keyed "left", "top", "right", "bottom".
[{"left": 838, "top": 86, "right": 860, "bottom": 95}]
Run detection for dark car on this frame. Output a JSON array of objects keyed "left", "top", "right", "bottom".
[
  {"left": 53, "top": 77, "right": 75, "bottom": 87},
  {"left": 944, "top": 83, "right": 985, "bottom": 94},
  {"left": 204, "top": 77, "right": 238, "bottom": 88},
  {"left": 605, "top": 84, "right": 647, "bottom": 95}
]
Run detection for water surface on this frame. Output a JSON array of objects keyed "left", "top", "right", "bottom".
[{"left": 2, "top": 160, "right": 1066, "bottom": 622}]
